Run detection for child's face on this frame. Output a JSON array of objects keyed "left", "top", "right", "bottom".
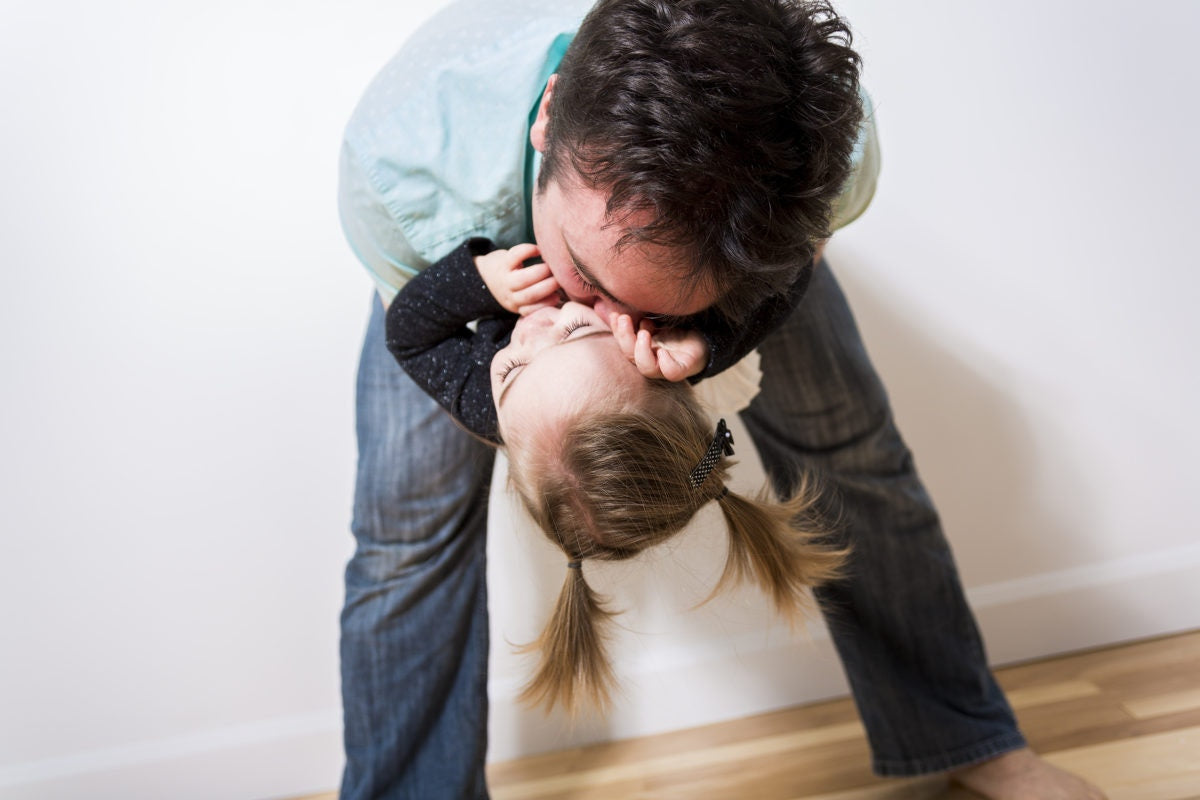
[{"left": 492, "top": 301, "right": 644, "bottom": 444}]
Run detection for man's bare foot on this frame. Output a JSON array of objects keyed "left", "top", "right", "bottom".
[{"left": 951, "top": 748, "right": 1105, "bottom": 799}]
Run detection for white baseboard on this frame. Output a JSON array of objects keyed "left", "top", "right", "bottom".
[
  {"left": 968, "top": 542, "right": 1200, "bottom": 666},
  {"left": 486, "top": 542, "right": 1200, "bottom": 762},
  {"left": 5, "top": 545, "right": 1197, "bottom": 798},
  {"left": 0, "top": 711, "right": 343, "bottom": 800}
]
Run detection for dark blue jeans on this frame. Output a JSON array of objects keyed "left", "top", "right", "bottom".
[{"left": 339, "top": 261, "right": 1025, "bottom": 798}]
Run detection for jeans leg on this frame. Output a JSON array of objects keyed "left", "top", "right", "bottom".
[
  {"left": 740, "top": 261, "right": 1026, "bottom": 776},
  {"left": 340, "top": 297, "right": 495, "bottom": 800}
]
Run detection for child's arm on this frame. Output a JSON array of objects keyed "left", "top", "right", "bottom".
[{"left": 385, "top": 238, "right": 512, "bottom": 443}]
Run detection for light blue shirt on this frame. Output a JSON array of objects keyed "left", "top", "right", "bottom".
[{"left": 339, "top": 0, "right": 879, "bottom": 306}]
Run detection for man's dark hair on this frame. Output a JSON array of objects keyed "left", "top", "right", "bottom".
[{"left": 542, "top": 0, "right": 864, "bottom": 320}]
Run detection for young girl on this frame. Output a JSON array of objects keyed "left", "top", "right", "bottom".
[{"left": 385, "top": 237, "right": 846, "bottom": 713}]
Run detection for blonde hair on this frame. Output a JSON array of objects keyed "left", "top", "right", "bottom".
[{"left": 506, "top": 381, "right": 846, "bottom": 715}]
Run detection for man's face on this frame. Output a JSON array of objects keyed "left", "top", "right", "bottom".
[{"left": 530, "top": 170, "right": 720, "bottom": 326}]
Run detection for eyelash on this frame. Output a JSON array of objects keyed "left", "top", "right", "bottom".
[
  {"left": 499, "top": 320, "right": 590, "bottom": 383},
  {"left": 561, "top": 318, "right": 590, "bottom": 338},
  {"left": 498, "top": 358, "right": 526, "bottom": 382},
  {"left": 575, "top": 269, "right": 598, "bottom": 294}
]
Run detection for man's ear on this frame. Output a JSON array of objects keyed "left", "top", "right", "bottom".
[{"left": 529, "top": 74, "right": 556, "bottom": 154}]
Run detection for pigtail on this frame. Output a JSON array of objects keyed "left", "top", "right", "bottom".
[
  {"left": 518, "top": 562, "right": 617, "bottom": 715},
  {"left": 506, "top": 398, "right": 847, "bottom": 714},
  {"left": 712, "top": 475, "right": 847, "bottom": 622}
]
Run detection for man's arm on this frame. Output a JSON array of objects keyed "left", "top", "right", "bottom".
[{"left": 385, "top": 238, "right": 509, "bottom": 443}]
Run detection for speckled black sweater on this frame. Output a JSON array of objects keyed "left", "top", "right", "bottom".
[
  {"left": 385, "top": 238, "right": 511, "bottom": 444},
  {"left": 385, "top": 238, "right": 811, "bottom": 444}
]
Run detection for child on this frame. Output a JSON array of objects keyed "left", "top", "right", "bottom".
[{"left": 385, "top": 237, "right": 846, "bottom": 713}]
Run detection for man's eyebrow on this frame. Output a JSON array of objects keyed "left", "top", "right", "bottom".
[
  {"left": 495, "top": 329, "right": 611, "bottom": 407},
  {"left": 564, "top": 238, "right": 629, "bottom": 308}
]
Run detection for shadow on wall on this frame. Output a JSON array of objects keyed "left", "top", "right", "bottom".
[
  {"left": 830, "top": 246, "right": 1199, "bottom": 659},
  {"left": 832, "top": 250, "right": 1102, "bottom": 587}
]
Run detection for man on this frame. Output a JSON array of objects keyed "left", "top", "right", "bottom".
[{"left": 337, "top": 0, "right": 1104, "bottom": 797}]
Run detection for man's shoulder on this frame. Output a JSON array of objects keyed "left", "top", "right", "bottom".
[
  {"left": 341, "top": 0, "right": 590, "bottom": 258},
  {"left": 347, "top": 0, "right": 589, "bottom": 144}
]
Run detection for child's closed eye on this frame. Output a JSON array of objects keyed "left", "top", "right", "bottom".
[
  {"left": 498, "top": 359, "right": 526, "bottom": 382},
  {"left": 560, "top": 318, "right": 591, "bottom": 339}
]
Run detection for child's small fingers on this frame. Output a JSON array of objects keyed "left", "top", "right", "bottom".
[
  {"left": 510, "top": 275, "right": 560, "bottom": 306},
  {"left": 612, "top": 314, "right": 637, "bottom": 359},
  {"left": 634, "top": 329, "right": 662, "bottom": 377},
  {"left": 517, "top": 300, "right": 558, "bottom": 316},
  {"left": 509, "top": 242, "right": 541, "bottom": 264},
  {"left": 657, "top": 350, "right": 693, "bottom": 382},
  {"left": 510, "top": 261, "right": 551, "bottom": 288}
]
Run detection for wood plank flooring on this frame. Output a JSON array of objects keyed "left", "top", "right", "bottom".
[{"left": 297, "top": 630, "right": 1200, "bottom": 799}]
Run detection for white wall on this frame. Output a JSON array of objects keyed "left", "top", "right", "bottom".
[{"left": 1, "top": 1, "right": 1197, "bottom": 797}]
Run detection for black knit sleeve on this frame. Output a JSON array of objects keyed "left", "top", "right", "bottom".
[
  {"left": 385, "top": 238, "right": 510, "bottom": 443},
  {"left": 689, "top": 261, "right": 813, "bottom": 380}
]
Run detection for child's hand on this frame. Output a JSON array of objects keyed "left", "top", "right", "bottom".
[
  {"left": 609, "top": 313, "right": 709, "bottom": 382},
  {"left": 475, "top": 243, "right": 561, "bottom": 315}
]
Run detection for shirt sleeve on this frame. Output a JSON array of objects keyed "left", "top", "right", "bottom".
[
  {"left": 385, "top": 238, "right": 509, "bottom": 443},
  {"left": 830, "top": 88, "right": 881, "bottom": 232},
  {"left": 338, "top": 139, "right": 431, "bottom": 307}
]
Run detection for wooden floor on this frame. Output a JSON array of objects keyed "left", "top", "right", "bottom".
[{"left": 301, "top": 630, "right": 1200, "bottom": 800}]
